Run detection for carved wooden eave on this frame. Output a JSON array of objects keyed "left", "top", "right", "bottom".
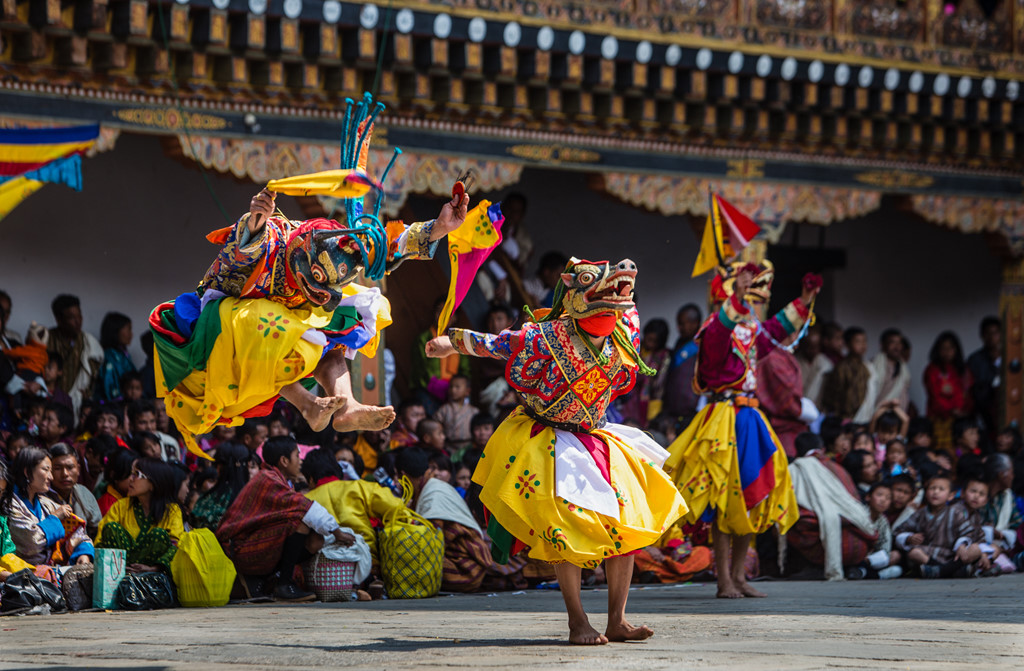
[{"left": 1, "top": 0, "right": 1022, "bottom": 198}]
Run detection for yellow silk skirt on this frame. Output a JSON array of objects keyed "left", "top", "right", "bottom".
[
  {"left": 473, "top": 409, "right": 688, "bottom": 568},
  {"left": 664, "top": 402, "right": 798, "bottom": 536}
]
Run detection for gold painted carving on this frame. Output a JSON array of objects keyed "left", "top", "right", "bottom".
[
  {"left": 854, "top": 170, "right": 935, "bottom": 188},
  {"left": 507, "top": 144, "right": 601, "bottom": 164},
  {"left": 112, "top": 108, "right": 228, "bottom": 131}
]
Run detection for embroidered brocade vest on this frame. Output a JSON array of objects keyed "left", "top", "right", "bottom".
[{"left": 505, "top": 318, "right": 634, "bottom": 430}]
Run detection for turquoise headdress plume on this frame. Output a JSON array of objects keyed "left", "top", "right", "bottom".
[{"left": 308, "top": 92, "right": 403, "bottom": 283}]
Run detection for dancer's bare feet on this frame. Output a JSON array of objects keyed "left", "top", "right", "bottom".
[
  {"left": 716, "top": 578, "right": 745, "bottom": 599},
  {"left": 569, "top": 620, "right": 608, "bottom": 645},
  {"left": 332, "top": 402, "right": 396, "bottom": 432},
  {"left": 301, "top": 395, "right": 348, "bottom": 432},
  {"left": 737, "top": 580, "right": 766, "bottom": 598},
  {"left": 605, "top": 621, "right": 654, "bottom": 642}
]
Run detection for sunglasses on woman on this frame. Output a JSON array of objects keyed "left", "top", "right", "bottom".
[{"left": 130, "top": 469, "right": 149, "bottom": 481}]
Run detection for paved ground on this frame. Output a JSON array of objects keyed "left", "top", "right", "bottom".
[{"left": 2, "top": 574, "right": 1022, "bottom": 670}]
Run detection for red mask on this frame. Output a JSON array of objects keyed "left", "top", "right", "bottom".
[{"left": 578, "top": 312, "right": 617, "bottom": 337}]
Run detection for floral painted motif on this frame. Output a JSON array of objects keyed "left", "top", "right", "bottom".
[
  {"left": 541, "top": 526, "right": 568, "bottom": 552},
  {"left": 571, "top": 366, "right": 612, "bottom": 407},
  {"left": 515, "top": 469, "right": 540, "bottom": 498},
  {"left": 258, "top": 312, "right": 289, "bottom": 339}
]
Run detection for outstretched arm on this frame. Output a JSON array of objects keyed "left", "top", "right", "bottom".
[{"left": 427, "top": 327, "right": 518, "bottom": 361}]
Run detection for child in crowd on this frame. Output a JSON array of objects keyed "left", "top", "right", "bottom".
[
  {"left": 842, "top": 449, "right": 879, "bottom": 501},
  {"left": 390, "top": 400, "right": 426, "bottom": 449},
  {"left": 3, "top": 432, "right": 29, "bottom": 467},
  {"left": 847, "top": 482, "right": 903, "bottom": 580},
  {"left": 416, "top": 418, "right": 447, "bottom": 453},
  {"left": 433, "top": 374, "right": 479, "bottom": 453},
  {"left": 131, "top": 431, "right": 163, "bottom": 460},
  {"left": 959, "top": 476, "right": 1007, "bottom": 575},
  {"left": 894, "top": 472, "right": 985, "bottom": 578},
  {"left": 882, "top": 439, "right": 909, "bottom": 478},
  {"left": 952, "top": 418, "right": 981, "bottom": 458},
  {"left": 886, "top": 473, "right": 919, "bottom": 528},
  {"left": 907, "top": 417, "right": 934, "bottom": 450},
  {"left": 429, "top": 452, "right": 453, "bottom": 484},
  {"left": 334, "top": 444, "right": 363, "bottom": 481},
  {"left": 41, "top": 353, "right": 72, "bottom": 411},
  {"left": 453, "top": 463, "right": 473, "bottom": 497},
  {"left": 119, "top": 371, "right": 145, "bottom": 403},
  {"left": 852, "top": 431, "right": 874, "bottom": 455},
  {"left": 871, "top": 404, "right": 908, "bottom": 463}
]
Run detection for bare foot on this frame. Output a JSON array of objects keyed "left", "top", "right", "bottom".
[
  {"left": 716, "top": 579, "right": 744, "bottom": 599},
  {"left": 606, "top": 621, "right": 654, "bottom": 642},
  {"left": 569, "top": 621, "right": 608, "bottom": 646},
  {"left": 302, "top": 395, "right": 348, "bottom": 432},
  {"left": 737, "top": 581, "right": 766, "bottom": 598},
  {"left": 332, "top": 403, "right": 397, "bottom": 432}
]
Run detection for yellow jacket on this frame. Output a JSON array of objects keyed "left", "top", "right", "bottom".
[
  {"left": 98, "top": 497, "right": 185, "bottom": 545},
  {"left": 305, "top": 479, "right": 404, "bottom": 560}
]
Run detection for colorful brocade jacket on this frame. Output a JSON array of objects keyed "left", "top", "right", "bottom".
[
  {"left": 448, "top": 308, "right": 642, "bottom": 430},
  {"left": 695, "top": 294, "right": 810, "bottom": 396},
  {"left": 198, "top": 214, "right": 437, "bottom": 309}
]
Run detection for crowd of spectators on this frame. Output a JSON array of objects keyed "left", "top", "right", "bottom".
[{"left": 1, "top": 277, "right": 1022, "bottom": 614}]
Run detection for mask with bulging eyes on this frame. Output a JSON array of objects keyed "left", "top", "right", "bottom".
[
  {"left": 285, "top": 218, "right": 367, "bottom": 311},
  {"left": 559, "top": 258, "right": 637, "bottom": 320},
  {"left": 720, "top": 260, "right": 775, "bottom": 305}
]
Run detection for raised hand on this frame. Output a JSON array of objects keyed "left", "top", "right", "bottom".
[
  {"left": 431, "top": 193, "right": 470, "bottom": 240},
  {"left": 248, "top": 188, "right": 277, "bottom": 234}
]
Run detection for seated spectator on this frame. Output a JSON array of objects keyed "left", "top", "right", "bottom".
[
  {"left": 38, "top": 402, "right": 74, "bottom": 450},
  {"left": 302, "top": 448, "right": 404, "bottom": 569},
  {"left": 522, "top": 250, "right": 569, "bottom": 309},
  {"left": 97, "top": 312, "right": 136, "bottom": 402},
  {"left": 3, "top": 432, "right": 30, "bottom": 468},
  {"left": 127, "top": 400, "right": 179, "bottom": 462},
  {"left": 981, "top": 454, "right": 1020, "bottom": 555},
  {"left": 47, "top": 443, "right": 102, "bottom": 537},
  {"left": 119, "top": 371, "right": 145, "bottom": 404},
  {"left": 434, "top": 374, "right": 479, "bottom": 453},
  {"left": 842, "top": 450, "right": 879, "bottom": 501},
  {"left": 618, "top": 318, "right": 670, "bottom": 428},
  {"left": 397, "top": 447, "right": 525, "bottom": 592},
  {"left": 416, "top": 418, "right": 447, "bottom": 453},
  {"left": 266, "top": 412, "right": 292, "bottom": 438},
  {"left": 97, "top": 458, "right": 184, "bottom": 574},
  {"left": 351, "top": 428, "right": 389, "bottom": 475},
  {"left": 881, "top": 439, "right": 909, "bottom": 478},
  {"left": 2, "top": 447, "right": 94, "bottom": 570},
  {"left": 0, "top": 463, "right": 36, "bottom": 581},
  {"left": 846, "top": 482, "right": 902, "bottom": 580},
  {"left": 456, "top": 413, "right": 494, "bottom": 465},
  {"left": 131, "top": 431, "right": 163, "bottom": 460},
  {"left": 788, "top": 433, "right": 877, "bottom": 581},
  {"left": 886, "top": 472, "right": 919, "bottom": 528},
  {"left": 81, "top": 433, "right": 118, "bottom": 492},
  {"left": 333, "top": 443, "right": 363, "bottom": 481},
  {"left": 471, "top": 302, "right": 517, "bottom": 393},
  {"left": 959, "top": 475, "right": 1001, "bottom": 575},
  {"left": 952, "top": 417, "right": 981, "bottom": 458},
  {"left": 185, "top": 465, "right": 218, "bottom": 514},
  {"left": 191, "top": 443, "right": 250, "bottom": 531},
  {"left": 390, "top": 400, "right": 425, "bottom": 449},
  {"left": 851, "top": 430, "right": 874, "bottom": 455},
  {"left": 97, "top": 448, "right": 137, "bottom": 516},
  {"left": 429, "top": 452, "right": 453, "bottom": 484},
  {"left": 41, "top": 353, "right": 73, "bottom": 412},
  {"left": 894, "top": 471, "right": 984, "bottom": 578},
  {"left": 820, "top": 417, "right": 852, "bottom": 462},
  {"left": 994, "top": 425, "right": 1022, "bottom": 456},
  {"left": 453, "top": 462, "right": 472, "bottom": 497},
  {"left": 236, "top": 419, "right": 269, "bottom": 458},
  {"left": 907, "top": 417, "right": 934, "bottom": 450},
  {"left": 870, "top": 404, "right": 908, "bottom": 459},
  {"left": 410, "top": 298, "right": 471, "bottom": 407},
  {"left": 216, "top": 436, "right": 354, "bottom": 602}
]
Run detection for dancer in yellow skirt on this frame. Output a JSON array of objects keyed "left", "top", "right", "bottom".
[
  {"left": 665, "top": 262, "right": 821, "bottom": 598},
  {"left": 427, "top": 258, "right": 687, "bottom": 645}
]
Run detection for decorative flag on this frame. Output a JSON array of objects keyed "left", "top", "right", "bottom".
[
  {"left": 691, "top": 193, "right": 761, "bottom": 277},
  {"left": 436, "top": 200, "right": 505, "bottom": 333},
  {"left": 0, "top": 124, "right": 99, "bottom": 221}
]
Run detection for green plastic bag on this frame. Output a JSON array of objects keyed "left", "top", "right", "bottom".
[{"left": 92, "top": 548, "right": 127, "bottom": 610}]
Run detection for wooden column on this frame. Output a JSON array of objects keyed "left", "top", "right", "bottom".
[{"left": 1000, "top": 260, "right": 1024, "bottom": 427}]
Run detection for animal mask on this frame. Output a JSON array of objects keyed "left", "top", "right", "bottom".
[
  {"left": 719, "top": 260, "right": 775, "bottom": 305},
  {"left": 559, "top": 258, "right": 637, "bottom": 320},
  {"left": 285, "top": 218, "right": 369, "bottom": 310}
]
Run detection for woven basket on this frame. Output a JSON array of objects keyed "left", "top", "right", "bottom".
[{"left": 304, "top": 554, "right": 356, "bottom": 602}]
